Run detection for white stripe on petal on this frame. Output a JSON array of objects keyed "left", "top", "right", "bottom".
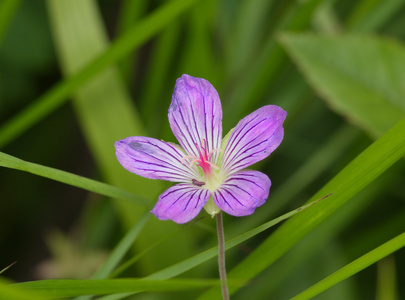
[
  {"left": 151, "top": 183, "right": 211, "bottom": 223},
  {"left": 221, "top": 105, "right": 286, "bottom": 175},
  {"left": 168, "top": 74, "right": 222, "bottom": 164},
  {"left": 213, "top": 170, "right": 271, "bottom": 216},
  {"left": 115, "top": 137, "right": 199, "bottom": 182}
]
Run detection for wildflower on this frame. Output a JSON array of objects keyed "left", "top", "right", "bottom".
[{"left": 115, "top": 74, "right": 286, "bottom": 223}]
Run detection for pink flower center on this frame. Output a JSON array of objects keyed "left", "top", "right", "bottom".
[{"left": 181, "top": 139, "right": 221, "bottom": 176}]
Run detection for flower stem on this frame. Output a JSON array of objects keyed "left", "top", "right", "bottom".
[{"left": 216, "top": 212, "right": 229, "bottom": 300}]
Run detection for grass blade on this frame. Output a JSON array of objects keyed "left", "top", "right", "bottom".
[
  {"left": 0, "top": 0, "right": 201, "bottom": 148},
  {"left": 148, "top": 195, "right": 330, "bottom": 280},
  {"left": 0, "top": 0, "right": 21, "bottom": 44},
  {"left": 90, "top": 212, "right": 151, "bottom": 280},
  {"left": 291, "top": 232, "right": 405, "bottom": 300},
  {"left": 15, "top": 278, "right": 239, "bottom": 298},
  {"left": 0, "top": 278, "right": 45, "bottom": 300},
  {"left": 0, "top": 151, "right": 148, "bottom": 205},
  {"left": 82, "top": 197, "right": 330, "bottom": 299},
  {"left": 76, "top": 212, "right": 151, "bottom": 300}
]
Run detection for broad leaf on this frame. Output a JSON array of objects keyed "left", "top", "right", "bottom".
[{"left": 280, "top": 34, "right": 405, "bottom": 138}]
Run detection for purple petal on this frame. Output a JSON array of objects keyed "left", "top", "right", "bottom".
[
  {"left": 168, "top": 74, "right": 222, "bottom": 163},
  {"left": 151, "top": 183, "right": 211, "bottom": 223},
  {"left": 115, "top": 136, "right": 199, "bottom": 182},
  {"left": 221, "top": 105, "right": 286, "bottom": 175},
  {"left": 213, "top": 170, "right": 271, "bottom": 216}
]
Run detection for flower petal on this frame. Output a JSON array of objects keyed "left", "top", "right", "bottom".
[
  {"left": 213, "top": 170, "right": 270, "bottom": 216},
  {"left": 151, "top": 184, "right": 211, "bottom": 223},
  {"left": 221, "top": 105, "right": 286, "bottom": 175},
  {"left": 168, "top": 74, "right": 222, "bottom": 163},
  {"left": 115, "top": 136, "right": 199, "bottom": 182}
]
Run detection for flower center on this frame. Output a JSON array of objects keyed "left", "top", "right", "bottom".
[{"left": 181, "top": 139, "right": 221, "bottom": 177}]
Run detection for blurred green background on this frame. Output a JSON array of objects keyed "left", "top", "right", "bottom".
[{"left": 1, "top": 0, "right": 405, "bottom": 299}]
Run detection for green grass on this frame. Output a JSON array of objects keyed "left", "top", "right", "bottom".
[{"left": 1, "top": 0, "right": 405, "bottom": 299}]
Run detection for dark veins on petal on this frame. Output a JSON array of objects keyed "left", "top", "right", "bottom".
[
  {"left": 177, "top": 99, "right": 199, "bottom": 154},
  {"left": 187, "top": 87, "right": 202, "bottom": 146},
  {"left": 215, "top": 190, "right": 233, "bottom": 210},
  {"left": 226, "top": 118, "right": 266, "bottom": 161},
  {"left": 195, "top": 190, "right": 208, "bottom": 208},
  {"left": 130, "top": 139, "right": 197, "bottom": 178},
  {"left": 224, "top": 184, "right": 255, "bottom": 201},
  {"left": 162, "top": 186, "right": 192, "bottom": 207},
  {"left": 222, "top": 188, "right": 245, "bottom": 206},
  {"left": 184, "top": 189, "right": 199, "bottom": 211},
  {"left": 172, "top": 117, "right": 194, "bottom": 156},
  {"left": 226, "top": 138, "right": 272, "bottom": 173},
  {"left": 225, "top": 116, "right": 258, "bottom": 156},
  {"left": 225, "top": 118, "right": 278, "bottom": 174},
  {"left": 226, "top": 176, "right": 264, "bottom": 190},
  {"left": 134, "top": 155, "right": 187, "bottom": 176}
]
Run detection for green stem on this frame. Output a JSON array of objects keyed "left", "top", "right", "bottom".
[{"left": 216, "top": 212, "right": 229, "bottom": 300}]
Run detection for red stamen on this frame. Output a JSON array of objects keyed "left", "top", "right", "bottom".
[{"left": 181, "top": 139, "right": 221, "bottom": 176}]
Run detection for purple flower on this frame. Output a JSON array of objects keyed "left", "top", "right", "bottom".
[{"left": 115, "top": 74, "right": 287, "bottom": 224}]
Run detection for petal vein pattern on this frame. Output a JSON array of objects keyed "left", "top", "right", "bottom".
[
  {"left": 213, "top": 170, "right": 271, "bottom": 216},
  {"left": 151, "top": 184, "right": 211, "bottom": 224},
  {"left": 169, "top": 75, "right": 222, "bottom": 164},
  {"left": 221, "top": 105, "right": 287, "bottom": 175},
  {"left": 115, "top": 137, "right": 199, "bottom": 182}
]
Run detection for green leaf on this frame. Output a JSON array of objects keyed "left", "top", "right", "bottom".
[
  {"left": 291, "top": 232, "right": 405, "bottom": 300},
  {"left": 115, "top": 0, "right": 148, "bottom": 85},
  {"left": 110, "top": 217, "right": 204, "bottom": 278},
  {"left": 15, "top": 278, "right": 239, "bottom": 298},
  {"left": 0, "top": 278, "right": 46, "bottom": 300},
  {"left": 86, "top": 198, "right": 330, "bottom": 299},
  {"left": 0, "top": 0, "right": 21, "bottom": 44},
  {"left": 242, "top": 169, "right": 400, "bottom": 298},
  {"left": 75, "top": 212, "right": 151, "bottom": 300},
  {"left": 197, "top": 115, "right": 405, "bottom": 298},
  {"left": 90, "top": 212, "right": 151, "bottom": 280},
  {"left": 46, "top": 0, "right": 161, "bottom": 209},
  {"left": 46, "top": 0, "right": 200, "bottom": 274},
  {"left": 176, "top": 1, "right": 219, "bottom": 82},
  {"left": 279, "top": 33, "right": 405, "bottom": 138},
  {"left": 346, "top": 0, "right": 405, "bottom": 31},
  {"left": 376, "top": 256, "right": 399, "bottom": 300},
  {"left": 0, "top": 151, "right": 148, "bottom": 205},
  {"left": 139, "top": 21, "right": 181, "bottom": 135},
  {"left": 225, "top": 0, "right": 276, "bottom": 76},
  {"left": 227, "top": 0, "right": 323, "bottom": 121},
  {"left": 0, "top": 0, "right": 201, "bottom": 148},
  {"left": 147, "top": 196, "right": 330, "bottom": 280}
]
